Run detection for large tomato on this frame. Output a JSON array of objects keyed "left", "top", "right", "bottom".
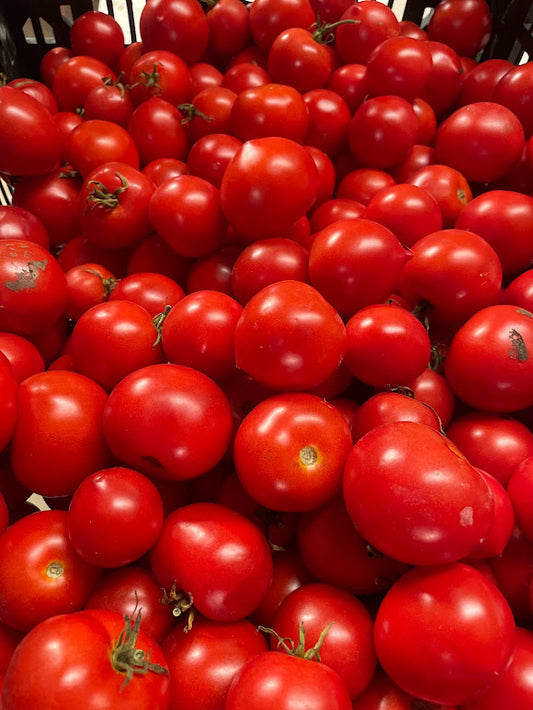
[
  {"left": 342, "top": 421, "right": 495, "bottom": 566},
  {"left": 373, "top": 563, "right": 516, "bottom": 706},
  {"left": 102, "top": 363, "right": 233, "bottom": 481},
  {"left": 0, "top": 87, "right": 61, "bottom": 176},
  {"left": 233, "top": 280, "right": 346, "bottom": 392},
  {"left": 1, "top": 609, "right": 170, "bottom": 709},
  {"left": 139, "top": 0, "right": 209, "bottom": 64}
]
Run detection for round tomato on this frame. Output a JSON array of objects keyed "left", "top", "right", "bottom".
[
  {"left": 140, "top": 0, "right": 209, "bottom": 64},
  {"left": 70, "top": 10, "right": 125, "bottom": 67},
  {"left": 0, "top": 205, "right": 49, "bottom": 249},
  {"left": 365, "top": 35, "right": 433, "bottom": 102},
  {"left": 234, "top": 280, "right": 346, "bottom": 391},
  {"left": 427, "top": 0, "right": 492, "bottom": 57},
  {"left": 65, "top": 119, "right": 140, "bottom": 177},
  {"left": 52, "top": 55, "right": 117, "bottom": 112}
]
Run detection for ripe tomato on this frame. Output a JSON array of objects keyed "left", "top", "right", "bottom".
[
  {"left": 150, "top": 502, "right": 273, "bottom": 621},
  {"left": 267, "top": 27, "right": 336, "bottom": 93},
  {"left": 343, "top": 421, "right": 495, "bottom": 566},
  {"left": 67, "top": 466, "right": 164, "bottom": 568},
  {"left": 354, "top": 391, "right": 442, "bottom": 441},
  {"left": 427, "top": 0, "right": 492, "bottom": 57},
  {"left": 108, "top": 271, "right": 185, "bottom": 317},
  {"left": 0, "top": 510, "right": 102, "bottom": 631},
  {"left": 52, "top": 55, "right": 117, "bottom": 112},
  {"left": 10, "top": 369, "right": 111, "bottom": 497},
  {"left": 220, "top": 136, "right": 319, "bottom": 241},
  {"left": 365, "top": 35, "right": 433, "bottom": 102},
  {"left": 206, "top": 0, "right": 251, "bottom": 61},
  {"left": 187, "top": 133, "right": 242, "bottom": 188},
  {"left": 140, "top": 0, "right": 209, "bottom": 64},
  {"left": 102, "top": 363, "right": 233, "bottom": 481},
  {"left": 0, "top": 239, "right": 68, "bottom": 337},
  {"left": 129, "top": 49, "right": 191, "bottom": 107},
  {"left": 0, "top": 331, "right": 45, "bottom": 383},
  {"left": 234, "top": 392, "right": 353, "bottom": 512},
  {"left": 406, "top": 163, "right": 472, "bottom": 227},
  {"left": 249, "top": 0, "right": 315, "bottom": 53},
  {"left": 444, "top": 305, "right": 533, "bottom": 412},
  {"left": 0, "top": 352, "right": 17, "bottom": 454},
  {"left": 374, "top": 563, "right": 516, "bottom": 706},
  {"left": 65, "top": 119, "right": 140, "bottom": 177},
  {"left": 335, "top": 1, "right": 400, "bottom": 65},
  {"left": 234, "top": 280, "right": 346, "bottom": 391},
  {"left": 0, "top": 205, "right": 49, "bottom": 249},
  {"left": 1, "top": 608, "right": 170, "bottom": 709},
  {"left": 70, "top": 10, "right": 125, "bottom": 67}
]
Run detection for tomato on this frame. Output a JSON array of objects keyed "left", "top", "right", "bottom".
[
  {"left": 234, "top": 392, "right": 352, "bottom": 512},
  {"left": 189, "top": 62, "right": 223, "bottom": 95},
  {"left": 391, "top": 143, "right": 437, "bottom": 183},
  {"left": 225, "top": 647, "right": 352, "bottom": 709},
  {"left": 58, "top": 235, "right": 130, "bottom": 277},
  {"left": 128, "top": 49, "right": 191, "bottom": 106},
  {"left": 0, "top": 87, "right": 61, "bottom": 177},
  {"left": 267, "top": 27, "right": 336, "bottom": 94},
  {"left": 230, "top": 237, "right": 309, "bottom": 305},
  {"left": 348, "top": 95, "right": 418, "bottom": 170},
  {"left": 140, "top": 0, "right": 209, "bottom": 64},
  {"left": 161, "top": 615, "right": 268, "bottom": 710},
  {"left": 505, "top": 269, "right": 533, "bottom": 312},
  {"left": 142, "top": 157, "right": 188, "bottom": 187},
  {"left": 344, "top": 303, "right": 431, "bottom": 389},
  {"left": 150, "top": 502, "right": 273, "bottom": 621},
  {"left": 427, "top": 0, "right": 492, "bottom": 57},
  {"left": 206, "top": 0, "right": 251, "bottom": 61},
  {"left": 187, "top": 133, "right": 242, "bottom": 189},
  {"left": 435, "top": 102, "right": 524, "bottom": 184},
  {"left": 398, "top": 228, "right": 502, "bottom": 327},
  {"left": 0, "top": 510, "right": 102, "bottom": 631},
  {"left": 365, "top": 36, "right": 433, "bottom": 102},
  {"left": 222, "top": 62, "right": 270, "bottom": 94},
  {"left": 354, "top": 391, "right": 442, "bottom": 441},
  {"left": 0, "top": 352, "right": 17, "bottom": 455},
  {"left": 468, "top": 468, "right": 514, "bottom": 559},
  {"left": 108, "top": 271, "right": 185, "bottom": 317},
  {"left": 343, "top": 421, "right": 495, "bottom": 566},
  {"left": 351, "top": 669, "right": 441, "bottom": 710},
  {"left": 102, "top": 363, "right": 233, "bottom": 481},
  {"left": 457, "top": 58, "right": 513, "bottom": 107},
  {"left": 492, "top": 62, "right": 533, "bottom": 139},
  {"left": 374, "top": 563, "right": 516, "bottom": 706},
  {"left": 0, "top": 239, "right": 68, "bottom": 336},
  {"left": 1, "top": 608, "right": 170, "bottom": 709},
  {"left": 0, "top": 205, "right": 49, "bottom": 249},
  {"left": 336, "top": 168, "right": 396, "bottom": 205},
  {"left": 405, "top": 366, "right": 456, "bottom": 428},
  {"left": 0, "top": 332, "right": 45, "bottom": 383},
  {"left": 67, "top": 466, "right": 164, "bottom": 568},
  {"left": 83, "top": 79, "right": 135, "bottom": 127},
  {"left": 444, "top": 305, "right": 533, "bottom": 412},
  {"left": 185, "top": 245, "right": 240, "bottom": 295},
  {"left": 52, "top": 55, "right": 117, "bottom": 112},
  {"left": 308, "top": 218, "right": 411, "bottom": 320},
  {"left": 10, "top": 369, "right": 111, "bottom": 497},
  {"left": 363, "top": 183, "right": 443, "bottom": 248},
  {"left": 39, "top": 46, "right": 74, "bottom": 88},
  {"left": 309, "top": 198, "right": 365, "bottom": 233},
  {"left": 455, "top": 190, "right": 533, "bottom": 277},
  {"left": 249, "top": 0, "right": 316, "bottom": 53},
  {"left": 406, "top": 164, "right": 472, "bottom": 227},
  {"left": 127, "top": 233, "right": 191, "bottom": 284},
  {"left": 127, "top": 96, "right": 189, "bottom": 165},
  {"left": 303, "top": 89, "right": 351, "bottom": 158},
  {"left": 84, "top": 565, "right": 176, "bottom": 643},
  {"left": 234, "top": 280, "right": 346, "bottom": 391},
  {"left": 64, "top": 262, "right": 117, "bottom": 321},
  {"left": 335, "top": 1, "right": 400, "bottom": 65},
  {"left": 326, "top": 63, "right": 367, "bottom": 114},
  {"left": 229, "top": 83, "right": 309, "bottom": 144},
  {"left": 420, "top": 41, "right": 463, "bottom": 118},
  {"left": 186, "top": 86, "right": 237, "bottom": 143},
  {"left": 149, "top": 174, "right": 226, "bottom": 258},
  {"left": 271, "top": 582, "right": 376, "bottom": 699},
  {"left": 70, "top": 11, "right": 125, "bottom": 67},
  {"left": 8, "top": 77, "right": 58, "bottom": 114},
  {"left": 12, "top": 167, "right": 82, "bottom": 247},
  {"left": 65, "top": 119, "right": 140, "bottom": 177},
  {"left": 297, "top": 495, "right": 410, "bottom": 596}
]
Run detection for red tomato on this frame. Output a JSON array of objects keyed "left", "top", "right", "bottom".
[
  {"left": 70, "top": 11, "right": 125, "bottom": 67},
  {"left": 1, "top": 609, "right": 170, "bottom": 709},
  {"left": 0, "top": 352, "right": 17, "bottom": 454},
  {"left": 335, "top": 1, "right": 400, "bottom": 65},
  {"left": 234, "top": 280, "right": 346, "bottom": 392},
  {"left": 249, "top": 0, "right": 316, "bottom": 53},
  {"left": 8, "top": 77, "right": 58, "bottom": 114},
  {"left": 140, "top": 0, "right": 210, "bottom": 64},
  {"left": 326, "top": 63, "right": 367, "bottom": 114},
  {"left": 0, "top": 87, "right": 61, "bottom": 177},
  {"left": 344, "top": 303, "right": 431, "bottom": 388},
  {"left": 457, "top": 58, "right": 513, "bottom": 106},
  {"left": 67, "top": 466, "right": 164, "bottom": 568},
  {"left": 102, "top": 363, "right": 233, "bottom": 481},
  {"left": 83, "top": 80, "right": 134, "bottom": 127},
  {"left": 127, "top": 96, "right": 189, "bottom": 165},
  {"left": 354, "top": 390, "right": 442, "bottom": 441},
  {"left": 234, "top": 392, "right": 352, "bottom": 512},
  {"left": 444, "top": 305, "right": 533, "bottom": 412},
  {"left": 0, "top": 510, "right": 102, "bottom": 631},
  {"left": 108, "top": 271, "right": 184, "bottom": 317},
  {"left": 79, "top": 162, "right": 155, "bottom": 250},
  {"left": 303, "top": 89, "right": 351, "bottom": 158},
  {"left": 0, "top": 205, "right": 49, "bottom": 249},
  {"left": 308, "top": 218, "right": 411, "bottom": 320},
  {"left": 267, "top": 27, "right": 336, "bottom": 93},
  {"left": 343, "top": 421, "right": 495, "bottom": 566},
  {"left": 65, "top": 262, "right": 117, "bottom": 321},
  {"left": 405, "top": 366, "right": 456, "bottom": 428},
  {"left": 336, "top": 168, "right": 396, "bottom": 205},
  {"left": 406, "top": 163, "right": 473, "bottom": 227},
  {"left": 52, "top": 55, "right": 117, "bottom": 112},
  {"left": 420, "top": 40, "right": 463, "bottom": 118},
  {"left": 39, "top": 46, "right": 73, "bottom": 88},
  {"left": 492, "top": 62, "right": 533, "bottom": 139},
  {"left": 271, "top": 583, "right": 376, "bottom": 699},
  {"left": 161, "top": 615, "right": 268, "bottom": 710},
  {"left": 374, "top": 563, "right": 516, "bottom": 705},
  {"left": 0, "top": 239, "right": 68, "bottom": 337},
  {"left": 129, "top": 49, "right": 191, "bottom": 106},
  {"left": 365, "top": 36, "right": 433, "bottom": 102},
  {"left": 0, "top": 332, "right": 44, "bottom": 383},
  {"left": 206, "top": 0, "right": 251, "bottom": 60},
  {"left": 468, "top": 468, "right": 514, "bottom": 559},
  {"left": 150, "top": 502, "right": 273, "bottom": 621},
  {"left": 187, "top": 133, "right": 242, "bottom": 189},
  {"left": 427, "top": 0, "right": 492, "bottom": 56},
  {"left": 65, "top": 119, "right": 140, "bottom": 177},
  {"left": 10, "top": 370, "right": 111, "bottom": 497}
]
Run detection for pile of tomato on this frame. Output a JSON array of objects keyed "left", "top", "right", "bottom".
[{"left": 0, "top": 0, "right": 533, "bottom": 706}]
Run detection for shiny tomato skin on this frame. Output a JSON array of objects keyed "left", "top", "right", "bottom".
[
  {"left": 335, "top": 1, "right": 400, "bottom": 65},
  {"left": 161, "top": 615, "right": 268, "bottom": 710},
  {"left": 406, "top": 164, "right": 472, "bottom": 228},
  {"left": 427, "top": 0, "right": 492, "bottom": 57},
  {"left": 128, "top": 49, "right": 191, "bottom": 107},
  {"left": 374, "top": 563, "right": 516, "bottom": 706},
  {"left": 70, "top": 11, "right": 125, "bottom": 67},
  {"left": 0, "top": 510, "right": 102, "bottom": 632},
  {"left": 108, "top": 271, "right": 185, "bottom": 318},
  {"left": 365, "top": 36, "right": 433, "bottom": 102},
  {"left": 10, "top": 370, "right": 111, "bottom": 497},
  {"left": 52, "top": 55, "right": 117, "bottom": 112},
  {"left": 150, "top": 502, "right": 273, "bottom": 621},
  {"left": 343, "top": 421, "right": 495, "bottom": 566},
  {"left": 0, "top": 205, "right": 49, "bottom": 249},
  {"left": 444, "top": 305, "right": 533, "bottom": 412},
  {"left": 234, "top": 393, "right": 353, "bottom": 513},
  {"left": 1, "top": 609, "right": 170, "bottom": 710},
  {"left": 102, "top": 363, "right": 233, "bottom": 481},
  {"left": 65, "top": 119, "right": 140, "bottom": 177},
  {"left": 0, "top": 332, "right": 45, "bottom": 383},
  {"left": 354, "top": 391, "right": 442, "bottom": 441},
  {"left": 234, "top": 280, "right": 346, "bottom": 392},
  {"left": 225, "top": 650, "right": 352, "bottom": 709},
  {"left": 140, "top": 0, "right": 209, "bottom": 64},
  {"left": 127, "top": 97, "right": 189, "bottom": 166}
]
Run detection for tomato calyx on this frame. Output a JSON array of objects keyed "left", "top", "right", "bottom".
[
  {"left": 311, "top": 17, "right": 361, "bottom": 45},
  {"left": 85, "top": 172, "right": 128, "bottom": 211},
  {"left": 177, "top": 103, "right": 214, "bottom": 125},
  {"left": 160, "top": 582, "right": 195, "bottom": 632},
  {"left": 152, "top": 304, "right": 171, "bottom": 347},
  {"left": 101, "top": 73, "right": 130, "bottom": 98},
  {"left": 80, "top": 267, "right": 118, "bottom": 298},
  {"left": 132, "top": 63, "right": 163, "bottom": 96},
  {"left": 258, "top": 621, "right": 334, "bottom": 662},
  {"left": 111, "top": 603, "right": 169, "bottom": 691}
]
